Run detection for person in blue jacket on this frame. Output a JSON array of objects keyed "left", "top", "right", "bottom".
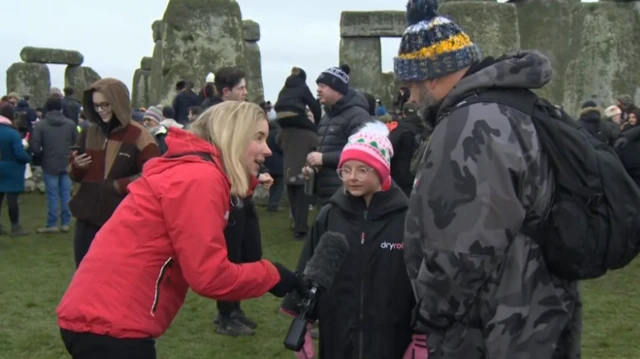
[{"left": 0, "top": 105, "right": 31, "bottom": 236}]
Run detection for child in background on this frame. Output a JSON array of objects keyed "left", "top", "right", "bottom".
[{"left": 281, "top": 121, "right": 417, "bottom": 359}]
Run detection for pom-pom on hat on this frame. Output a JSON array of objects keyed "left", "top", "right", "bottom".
[
  {"left": 205, "top": 72, "right": 215, "bottom": 83},
  {"left": 339, "top": 121, "right": 394, "bottom": 191},
  {"left": 316, "top": 64, "right": 351, "bottom": 95},
  {"left": 394, "top": 0, "right": 481, "bottom": 83}
]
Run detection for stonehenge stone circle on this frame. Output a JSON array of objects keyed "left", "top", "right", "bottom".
[{"left": 339, "top": 1, "right": 640, "bottom": 115}]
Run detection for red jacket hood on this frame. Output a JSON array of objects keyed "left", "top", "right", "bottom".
[
  {"left": 144, "top": 128, "right": 228, "bottom": 184},
  {"left": 146, "top": 128, "right": 259, "bottom": 196}
]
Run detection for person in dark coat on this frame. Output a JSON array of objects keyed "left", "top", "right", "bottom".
[
  {"left": 305, "top": 65, "right": 373, "bottom": 206},
  {"left": 172, "top": 81, "right": 200, "bottom": 125},
  {"left": 30, "top": 98, "right": 78, "bottom": 233},
  {"left": 274, "top": 67, "right": 321, "bottom": 125},
  {"left": 277, "top": 106, "right": 318, "bottom": 238},
  {"left": 14, "top": 99, "right": 38, "bottom": 138},
  {"left": 264, "top": 120, "right": 284, "bottom": 211},
  {"left": 389, "top": 102, "right": 427, "bottom": 197},
  {"left": 0, "top": 105, "right": 31, "bottom": 236},
  {"left": 577, "top": 100, "right": 616, "bottom": 146},
  {"left": 63, "top": 87, "right": 82, "bottom": 125},
  {"left": 361, "top": 92, "right": 377, "bottom": 116},
  {"left": 205, "top": 66, "right": 270, "bottom": 337}
]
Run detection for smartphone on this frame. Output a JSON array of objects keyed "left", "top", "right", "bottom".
[{"left": 71, "top": 145, "right": 83, "bottom": 155}]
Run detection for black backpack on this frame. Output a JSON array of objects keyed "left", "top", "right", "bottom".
[{"left": 456, "top": 88, "right": 640, "bottom": 280}]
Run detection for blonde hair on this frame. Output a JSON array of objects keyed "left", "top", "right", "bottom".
[{"left": 190, "top": 101, "right": 266, "bottom": 196}]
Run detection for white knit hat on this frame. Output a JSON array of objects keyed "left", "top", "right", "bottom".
[
  {"left": 604, "top": 105, "right": 621, "bottom": 118},
  {"left": 205, "top": 72, "right": 215, "bottom": 83}
]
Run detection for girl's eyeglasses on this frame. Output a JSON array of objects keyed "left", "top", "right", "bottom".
[{"left": 337, "top": 167, "right": 374, "bottom": 180}]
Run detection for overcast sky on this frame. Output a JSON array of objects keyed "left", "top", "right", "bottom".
[{"left": 1, "top": 0, "right": 597, "bottom": 104}]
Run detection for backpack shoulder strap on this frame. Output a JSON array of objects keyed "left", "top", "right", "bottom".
[{"left": 452, "top": 88, "right": 539, "bottom": 118}]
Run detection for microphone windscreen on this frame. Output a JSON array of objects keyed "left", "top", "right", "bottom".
[{"left": 303, "top": 231, "right": 349, "bottom": 290}]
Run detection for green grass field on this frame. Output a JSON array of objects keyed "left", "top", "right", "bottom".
[{"left": 1, "top": 194, "right": 639, "bottom": 358}]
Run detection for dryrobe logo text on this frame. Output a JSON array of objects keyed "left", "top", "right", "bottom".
[{"left": 380, "top": 241, "right": 404, "bottom": 251}]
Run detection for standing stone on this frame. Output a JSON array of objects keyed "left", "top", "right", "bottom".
[
  {"left": 438, "top": 2, "right": 520, "bottom": 58},
  {"left": 141, "top": 57, "right": 152, "bottom": 71},
  {"left": 243, "top": 20, "right": 263, "bottom": 103},
  {"left": 159, "top": 0, "right": 247, "bottom": 105},
  {"left": 340, "top": 11, "right": 406, "bottom": 37},
  {"left": 513, "top": 0, "right": 579, "bottom": 106},
  {"left": 563, "top": 2, "right": 640, "bottom": 115},
  {"left": 243, "top": 19, "right": 260, "bottom": 41},
  {"left": 6, "top": 63, "right": 51, "bottom": 108},
  {"left": 20, "top": 47, "right": 84, "bottom": 66},
  {"left": 244, "top": 42, "right": 264, "bottom": 104},
  {"left": 64, "top": 66, "right": 101, "bottom": 99},
  {"left": 379, "top": 72, "right": 400, "bottom": 111},
  {"left": 150, "top": 40, "right": 164, "bottom": 105},
  {"left": 152, "top": 20, "right": 164, "bottom": 42},
  {"left": 132, "top": 69, "right": 152, "bottom": 109},
  {"left": 339, "top": 38, "right": 391, "bottom": 106}
]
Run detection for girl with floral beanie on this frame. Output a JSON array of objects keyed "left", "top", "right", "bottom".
[{"left": 281, "top": 121, "right": 419, "bottom": 359}]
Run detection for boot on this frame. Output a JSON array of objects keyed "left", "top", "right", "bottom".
[
  {"left": 214, "top": 314, "right": 255, "bottom": 337},
  {"left": 230, "top": 309, "right": 258, "bottom": 329},
  {"left": 11, "top": 224, "right": 28, "bottom": 236}
]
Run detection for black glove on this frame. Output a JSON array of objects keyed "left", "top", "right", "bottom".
[
  {"left": 269, "top": 262, "right": 305, "bottom": 298},
  {"left": 614, "top": 137, "right": 629, "bottom": 150}
]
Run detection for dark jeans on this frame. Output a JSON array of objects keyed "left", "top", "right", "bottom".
[
  {"left": 217, "top": 197, "right": 263, "bottom": 316},
  {"left": 0, "top": 192, "right": 19, "bottom": 225},
  {"left": 286, "top": 185, "right": 310, "bottom": 234},
  {"left": 60, "top": 329, "right": 156, "bottom": 359},
  {"left": 73, "top": 220, "right": 102, "bottom": 268},
  {"left": 267, "top": 175, "right": 284, "bottom": 211}
]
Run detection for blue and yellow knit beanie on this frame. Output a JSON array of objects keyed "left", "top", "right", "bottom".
[{"left": 394, "top": 0, "right": 481, "bottom": 82}]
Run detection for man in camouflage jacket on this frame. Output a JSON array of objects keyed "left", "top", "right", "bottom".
[{"left": 393, "top": 1, "right": 581, "bottom": 358}]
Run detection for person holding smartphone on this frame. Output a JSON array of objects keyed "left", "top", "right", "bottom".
[{"left": 68, "top": 78, "right": 159, "bottom": 268}]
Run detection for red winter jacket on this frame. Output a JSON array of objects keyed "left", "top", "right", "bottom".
[{"left": 57, "top": 128, "right": 281, "bottom": 339}]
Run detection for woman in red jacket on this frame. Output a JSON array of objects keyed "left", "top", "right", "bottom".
[{"left": 57, "top": 101, "right": 303, "bottom": 359}]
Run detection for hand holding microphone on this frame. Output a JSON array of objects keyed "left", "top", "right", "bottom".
[
  {"left": 284, "top": 231, "right": 350, "bottom": 352},
  {"left": 269, "top": 263, "right": 305, "bottom": 298}
]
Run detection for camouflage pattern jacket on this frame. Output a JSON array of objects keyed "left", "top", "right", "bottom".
[{"left": 404, "top": 50, "right": 582, "bottom": 359}]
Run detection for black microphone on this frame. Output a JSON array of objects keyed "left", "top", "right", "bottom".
[{"left": 283, "top": 231, "right": 349, "bottom": 351}]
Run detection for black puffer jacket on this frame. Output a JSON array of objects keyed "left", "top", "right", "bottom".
[
  {"left": 281, "top": 185, "right": 414, "bottom": 359},
  {"left": 315, "top": 89, "right": 372, "bottom": 200},
  {"left": 274, "top": 73, "right": 321, "bottom": 123}
]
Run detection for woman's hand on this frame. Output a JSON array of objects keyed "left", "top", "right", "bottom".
[
  {"left": 72, "top": 151, "right": 92, "bottom": 169},
  {"left": 259, "top": 173, "right": 274, "bottom": 189}
]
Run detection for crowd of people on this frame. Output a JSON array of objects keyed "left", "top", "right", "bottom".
[{"left": 1, "top": 0, "right": 640, "bottom": 358}]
